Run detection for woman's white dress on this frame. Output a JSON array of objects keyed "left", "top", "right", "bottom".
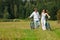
[{"left": 41, "top": 12, "right": 46, "bottom": 30}]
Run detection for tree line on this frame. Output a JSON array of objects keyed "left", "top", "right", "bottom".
[{"left": 0, "top": 0, "right": 60, "bottom": 20}]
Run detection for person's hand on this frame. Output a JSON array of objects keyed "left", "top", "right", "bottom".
[{"left": 48, "top": 16, "right": 50, "bottom": 19}]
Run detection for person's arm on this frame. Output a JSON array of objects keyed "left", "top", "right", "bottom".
[
  {"left": 29, "top": 12, "right": 34, "bottom": 18},
  {"left": 46, "top": 13, "right": 50, "bottom": 19}
]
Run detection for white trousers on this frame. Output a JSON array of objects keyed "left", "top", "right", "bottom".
[
  {"left": 41, "top": 19, "right": 46, "bottom": 30},
  {"left": 34, "top": 20, "right": 40, "bottom": 28}
]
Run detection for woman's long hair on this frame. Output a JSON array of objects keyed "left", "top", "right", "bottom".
[
  {"left": 44, "top": 9, "right": 48, "bottom": 21},
  {"left": 44, "top": 9, "right": 47, "bottom": 13}
]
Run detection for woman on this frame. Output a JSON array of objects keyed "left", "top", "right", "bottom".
[{"left": 41, "top": 9, "right": 50, "bottom": 30}]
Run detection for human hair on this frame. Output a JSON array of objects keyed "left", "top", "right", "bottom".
[
  {"left": 34, "top": 8, "right": 37, "bottom": 11},
  {"left": 43, "top": 9, "right": 47, "bottom": 13}
]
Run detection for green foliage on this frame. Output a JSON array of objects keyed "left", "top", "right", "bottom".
[
  {"left": 57, "top": 10, "right": 60, "bottom": 23},
  {"left": 0, "top": 0, "right": 60, "bottom": 20}
]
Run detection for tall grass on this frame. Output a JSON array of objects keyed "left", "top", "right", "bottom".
[{"left": 0, "top": 20, "right": 60, "bottom": 40}]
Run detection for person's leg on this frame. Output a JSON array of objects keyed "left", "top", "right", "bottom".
[
  {"left": 41, "top": 20, "right": 44, "bottom": 30},
  {"left": 43, "top": 20, "right": 46, "bottom": 30},
  {"left": 37, "top": 20, "right": 40, "bottom": 28},
  {"left": 34, "top": 21, "right": 37, "bottom": 29},
  {"left": 41, "top": 20, "right": 46, "bottom": 30}
]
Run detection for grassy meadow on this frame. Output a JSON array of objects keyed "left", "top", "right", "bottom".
[{"left": 0, "top": 20, "right": 60, "bottom": 40}]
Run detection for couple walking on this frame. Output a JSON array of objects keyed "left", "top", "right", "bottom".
[{"left": 29, "top": 8, "right": 50, "bottom": 30}]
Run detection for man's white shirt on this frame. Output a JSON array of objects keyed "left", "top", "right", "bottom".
[{"left": 30, "top": 11, "right": 40, "bottom": 21}]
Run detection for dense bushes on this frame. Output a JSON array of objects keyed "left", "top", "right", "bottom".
[
  {"left": 57, "top": 10, "right": 60, "bottom": 23},
  {"left": 0, "top": 0, "right": 60, "bottom": 20}
]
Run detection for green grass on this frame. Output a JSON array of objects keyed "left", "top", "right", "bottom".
[{"left": 0, "top": 21, "right": 60, "bottom": 40}]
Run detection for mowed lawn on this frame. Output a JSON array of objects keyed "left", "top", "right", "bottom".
[{"left": 0, "top": 20, "right": 60, "bottom": 40}]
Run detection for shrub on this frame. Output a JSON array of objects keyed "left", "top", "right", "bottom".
[{"left": 57, "top": 9, "right": 60, "bottom": 23}]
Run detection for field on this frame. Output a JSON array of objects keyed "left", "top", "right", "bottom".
[{"left": 0, "top": 20, "right": 60, "bottom": 40}]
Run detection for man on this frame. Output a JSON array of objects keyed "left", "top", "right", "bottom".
[{"left": 29, "top": 8, "right": 40, "bottom": 29}]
